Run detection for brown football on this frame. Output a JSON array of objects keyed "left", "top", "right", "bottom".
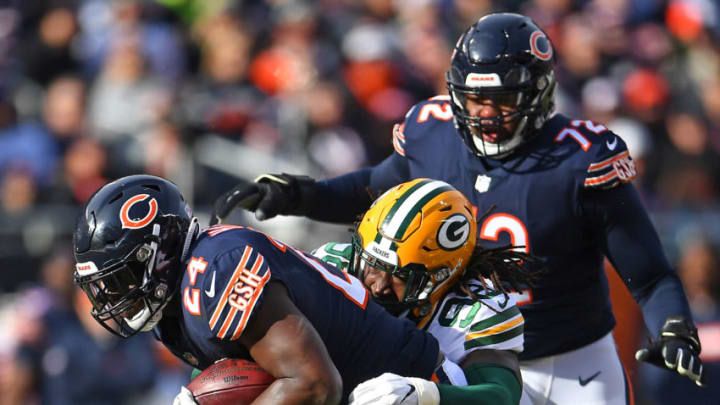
[{"left": 187, "top": 359, "right": 275, "bottom": 405}]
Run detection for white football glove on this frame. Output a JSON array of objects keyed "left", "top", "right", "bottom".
[
  {"left": 172, "top": 386, "right": 198, "bottom": 405},
  {"left": 349, "top": 373, "right": 440, "bottom": 405}
]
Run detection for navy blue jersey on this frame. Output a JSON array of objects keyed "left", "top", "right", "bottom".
[
  {"left": 155, "top": 225, "right": 439, "bottom": 400},
  {"left": 310, "top": 96, "right": 691, "bottom": 360}
]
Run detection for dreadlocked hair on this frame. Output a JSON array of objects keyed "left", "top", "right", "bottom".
[
  {"left": 348, "top": 186, "right": 387, "bottom": 233},
  {"left": 458, "top": 204, "right": 546, "bottom": 308},
  {"left": 459, "top": 244, "right": 544, "bottom": 303}
]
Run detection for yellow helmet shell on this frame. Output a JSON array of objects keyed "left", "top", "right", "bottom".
[{"left": 355, "top": 178, "right": 477, "bottom": 304}]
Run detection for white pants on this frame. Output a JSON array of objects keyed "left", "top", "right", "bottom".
[{"left": 519, "top": 333, "right": 633, "bottom": 405}]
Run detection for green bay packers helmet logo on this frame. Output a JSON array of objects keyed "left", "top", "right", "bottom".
[
  {"left": 120, "top": 194, "right": 158, "bottom": 229},
  {"left": 437, "top": 214, "right": 471, "bottom": 250}
]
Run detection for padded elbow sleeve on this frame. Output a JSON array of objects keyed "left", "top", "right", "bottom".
[{"left": 436, "top": 363, "right": 522, "bottom": 405}]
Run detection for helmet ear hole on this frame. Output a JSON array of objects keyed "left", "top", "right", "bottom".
[
  {"left": 537, "top": 76, "right": 547, "bottom": 90},
  {"left": 136, "top": 246, "right": 153, "bottom": 262}
]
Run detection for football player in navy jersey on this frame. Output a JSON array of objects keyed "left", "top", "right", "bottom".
[
  {"left": 212, "top": 12, "right": 707, "bottom": 404},
  {"left": 73, "top": 175, "right": 466, "bottom": 405}
]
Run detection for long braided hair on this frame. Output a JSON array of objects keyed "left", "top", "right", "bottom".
[{"left": 458, "top": 205, "right": 545, "bottom": 306}]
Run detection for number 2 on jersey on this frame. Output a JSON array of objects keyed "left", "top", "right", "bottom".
[{"left": 478, "top": 213, "right": 534, "bottom": 306}]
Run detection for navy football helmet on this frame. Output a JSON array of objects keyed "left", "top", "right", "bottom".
[
  {"left": 446, "top": 13, "right": 556, "bottom": 159},
  {"left": 73, "top": 175, "right": 197, "bottom": 338}
]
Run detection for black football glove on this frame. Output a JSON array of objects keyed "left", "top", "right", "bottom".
[
  {"left": 210, "top": 173, "right": 316, "bottom": 225},
  {"left": 635, "top": 315, "right": 706, "bottom": 386}
]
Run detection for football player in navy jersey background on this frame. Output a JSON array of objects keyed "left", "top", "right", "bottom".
[{"left": 212, "top": 12, "right": 707, "bottom": 404}]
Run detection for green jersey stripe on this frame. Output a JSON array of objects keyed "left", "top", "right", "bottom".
[
  {"left": 464, "top": 324, "right": 524, "bottom": 350},
  {"left": 469, "top": 306, "right": 522, "bottom": 332}
]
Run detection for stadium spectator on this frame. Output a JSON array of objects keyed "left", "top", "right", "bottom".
[
  {"left": 637, "top": 236, "right": 720, "bottom": 404},
  {"left": 2, "top": 247, "right": 158, "bottom": 405}
]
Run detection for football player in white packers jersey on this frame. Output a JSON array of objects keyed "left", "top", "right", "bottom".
[{"left": 313, "top": 179, "right": 539, "bottom": 405}]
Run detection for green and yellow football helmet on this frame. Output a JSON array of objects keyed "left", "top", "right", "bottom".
[{"left": 351, "top": 178, "right": 477, "bottom": 315}]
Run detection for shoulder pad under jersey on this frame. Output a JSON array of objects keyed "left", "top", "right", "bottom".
[
  {"left": 183, "top": 225, "right": 273, "bottom": 341},
  {"left": 548, "top": 117, "right": 638, "bottom": 190},
  {"left": 579, "top": 120, "right": 637, "bottom": 189},
  {"left": 393, "top": 96, "right": 454, "bottom": 157}
]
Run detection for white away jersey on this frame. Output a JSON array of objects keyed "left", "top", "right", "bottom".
[{"left": 312, "top": 242, "right": 524, "bottom": 364}]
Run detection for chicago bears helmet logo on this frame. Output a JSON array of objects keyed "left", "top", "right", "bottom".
[
  {"left": 437, "top": 214, "right": 471, "bottom": 250},
  {"left": 529, "top": 31, "right": 552, "bottom": 61},
  {"left": 120, "top": 194, "right": 158, "bottom": 229}
]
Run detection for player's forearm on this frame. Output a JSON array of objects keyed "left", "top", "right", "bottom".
[
  {"left": 635, "top": 273, "right": 693, "bottom": 337},
  {"left": 309, "top": 168, "right": 373, "bottom": 222},
  {"left": 252, "top": 377, "right": 341, "bottom": 405},
  {"left": 586, "top": 184, "right": 692, "bottom": 332},
  {"left": 436, "top": 363, "right": 521, "bottom": 405},
  {"left": 308, "top": 152, "right": 411, "bottom": 223}
]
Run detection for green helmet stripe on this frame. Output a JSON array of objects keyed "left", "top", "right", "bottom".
[
  {"left": 379, "top": 180, "right": 454, "bottom": 248},
  {"left": 380, "top": 179, "right": 433, "bottom": 231},
  {"left": 377, "top": 179, "right": 432, "bottom": 249}
]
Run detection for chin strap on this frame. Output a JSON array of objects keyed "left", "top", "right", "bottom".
[{"left": 124, "top": 301, "right": 163, "bottom": 332}]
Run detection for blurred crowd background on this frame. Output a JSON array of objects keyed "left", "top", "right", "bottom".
[{"left": 0, "top": 0, "right": 717, "bottom": 403}]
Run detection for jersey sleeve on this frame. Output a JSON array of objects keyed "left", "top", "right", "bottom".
[
  {"left": 200, "top": 245, "right": 272, "bottom": 341},
  {"left": 311, "top": 242, "right": 353, "bottom": 272},
  {"left": 397, "top": 96, "right": 454, "bottom": 154},
  {"left": 581, "top": 183, "right": 692, "bottom": 335},
  {"left": 579, "top": 122, "right": 638, "bottom": 190},
  {"left": 429, "top": 286, "right": 524, "bottom": 364}
]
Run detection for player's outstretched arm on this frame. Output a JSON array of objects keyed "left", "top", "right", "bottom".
[
  {"left": 349, "top": 350, "right": 522, "bottom": 405},
  {"left": 636, "top": 315, "right": 706, "bottom": 387},
  {"left": 212, "top": 151, "right": 410, "bottom": 226},
  {"left": 211, "top": 173, "right": 317, "bottom": 224},
  {"left": 238, "top": 281, "right": 343, "bottom": 405}
]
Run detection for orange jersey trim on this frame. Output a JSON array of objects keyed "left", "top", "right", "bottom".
[
  {"left": 588, "top": 151, "right": 630, "bottom": 172},
  {"left": 209, "top": 246, "right": 252, "bottom": 329}
]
